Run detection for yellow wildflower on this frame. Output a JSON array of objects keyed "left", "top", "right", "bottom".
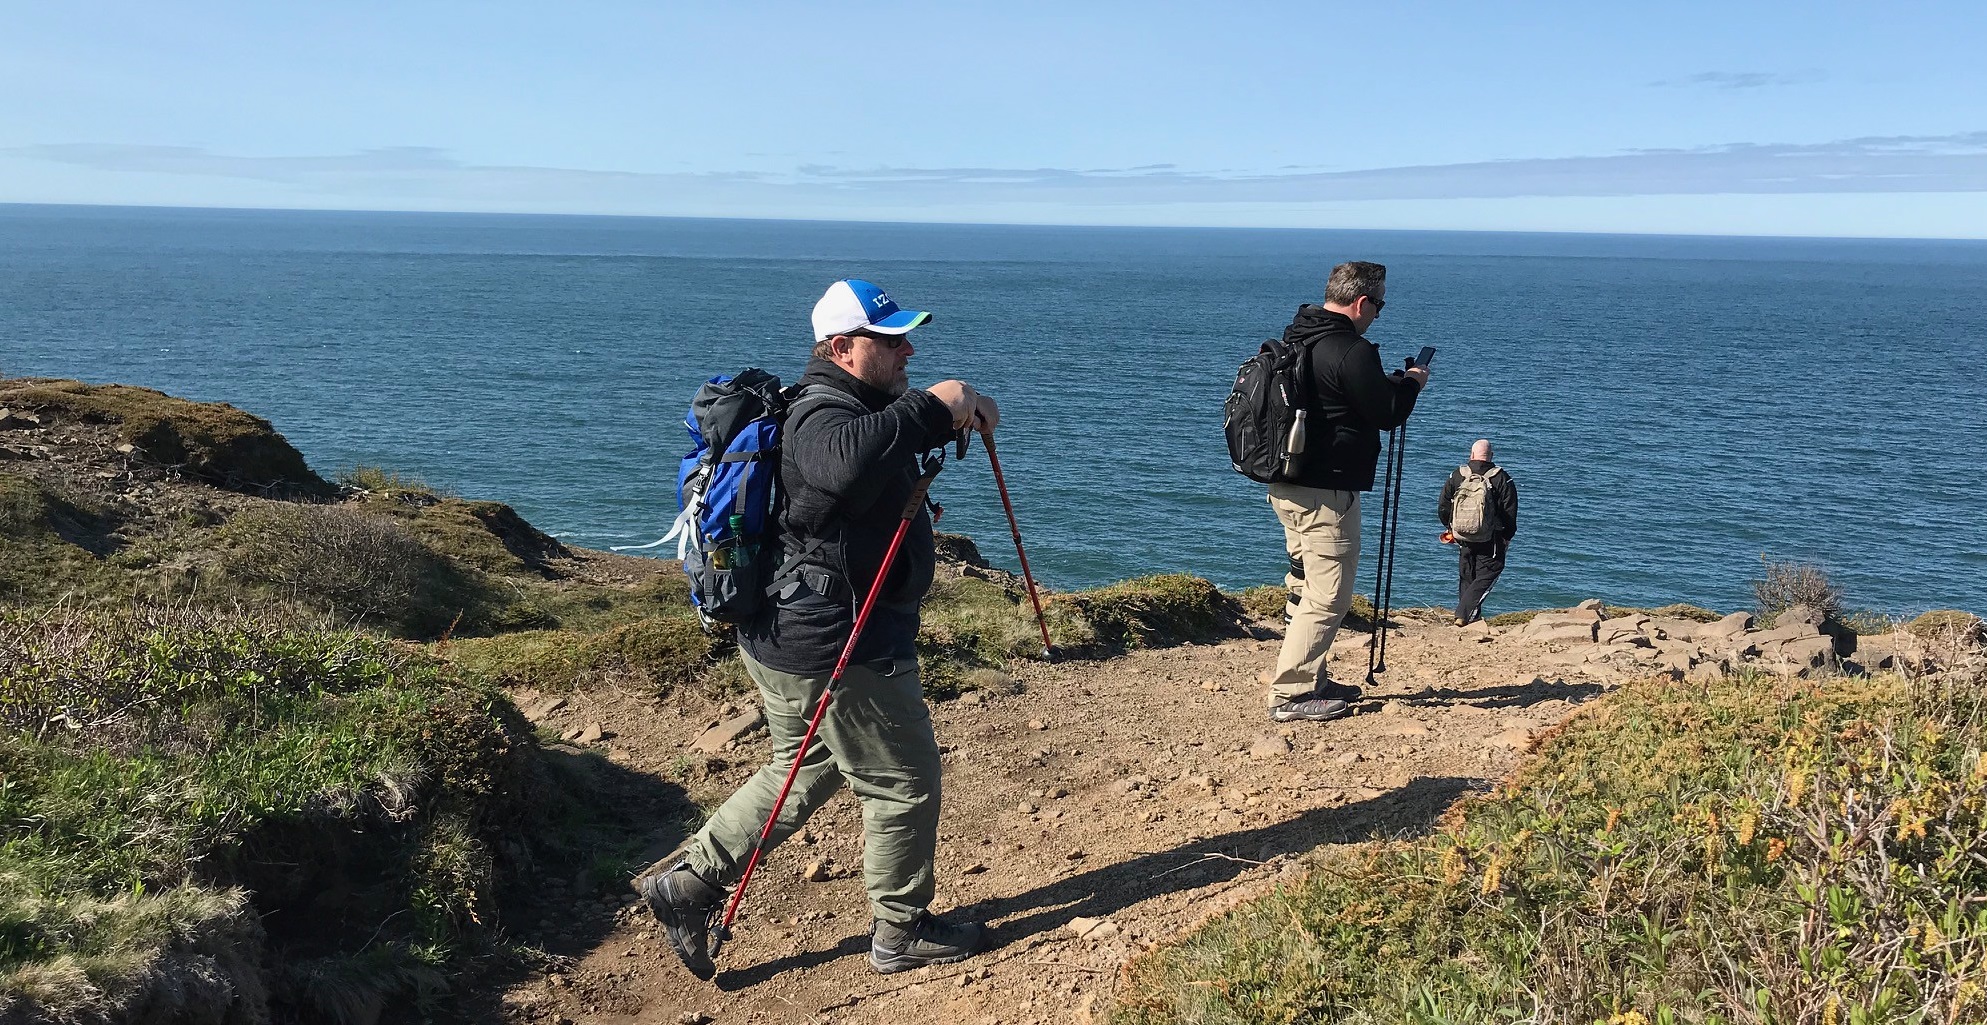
[
  {"left": 1439, "top": 846, "right": 1466, "bottom": 886},
  {"left": 1766, "top": 838, "right": 1786, "bottom": 863},
  {"left": 1786, "top": 769, "right": 1810, "bottom": 804}
]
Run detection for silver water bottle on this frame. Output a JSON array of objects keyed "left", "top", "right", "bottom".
[{"left": 1281, "top": 409, "right": 1307, "bottom": 476}]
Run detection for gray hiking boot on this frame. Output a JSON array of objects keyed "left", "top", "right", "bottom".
[
  {"left": 1311, "top": 678, "right": 1365, "bottom": 704},
  {"left": 1269, "top": 695, "right": 1351, "bottom": 723},
  {"left": 637, "top": 863, "right": 725, "bottom": 980},
  {"left": 869, "top": 911, "right": 987, "bottom": 974}
]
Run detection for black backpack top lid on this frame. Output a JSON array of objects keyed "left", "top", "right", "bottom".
[{"left": 691, "top": 367, "right": 786, "bottom": 457}]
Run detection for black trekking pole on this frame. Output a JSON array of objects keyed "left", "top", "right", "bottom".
[
  {"left": 707, "top": 448, "right": 948, "bottom": 960},
  {"left": 979, "top": 426, "right": 1055, "bottom": 660},
  {"left": 1376, "top": 422, "right": 1409, "bottom": 675},
  {"left": 1367, "top": 426, "right": 1401, "bottom": 682}
]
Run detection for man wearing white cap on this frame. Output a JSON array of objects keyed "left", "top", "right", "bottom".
[{"left": 642, "top": 279, "right": 997, "bottom": 980}]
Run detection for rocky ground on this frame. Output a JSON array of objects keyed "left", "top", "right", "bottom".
[{"left": 479, "top": 601, "right": 1915, "bottom": 1025}]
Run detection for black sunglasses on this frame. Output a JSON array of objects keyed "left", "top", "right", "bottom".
[
  {"left": 854, "top": 331, "right": 907, "bottom": 349},
  {"left": 1364, "top": 295, "right": 1386, "bottom": 312}
]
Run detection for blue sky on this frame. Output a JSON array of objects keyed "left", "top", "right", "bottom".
[{"left": 5, "top": 1, "right": 1986, "bottom": 236}]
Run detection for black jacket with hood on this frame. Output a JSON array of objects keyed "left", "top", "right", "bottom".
[
  {"left": 738, "top": 358, "right": 957, "bottom": 676},
  {"left": 1283, "top": 305, "right": 1422, "bottom": 492}
]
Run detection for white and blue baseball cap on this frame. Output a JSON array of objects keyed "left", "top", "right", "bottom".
[{"left": 811, "top": 279, "right": 933, "bottom": 342}]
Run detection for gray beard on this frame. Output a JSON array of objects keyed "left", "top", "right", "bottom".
[{"left": 863, "top": 368, "right": 908, "bottom": 397}]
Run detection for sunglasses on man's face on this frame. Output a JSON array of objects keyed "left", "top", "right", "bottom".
[
  {"left": 855, "top": 332, "right": 907, "bottom": 350},
  {"left": 1364, "top": 295, "right": 1385, "bottom": 312}
]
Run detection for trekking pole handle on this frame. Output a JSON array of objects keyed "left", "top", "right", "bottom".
[{"left": 900, "top": 461, "right": 943, "bottom": 519}]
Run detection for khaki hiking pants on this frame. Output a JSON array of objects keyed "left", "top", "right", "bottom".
[
  {"left": 1266, "top": 484, "right": 1362, "bottom": 705},
  {"left": 685, "top": 651, "right": 942, "bottom": 926}
]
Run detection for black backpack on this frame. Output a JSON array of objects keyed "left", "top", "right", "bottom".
[{"left": 1223, "top": 337, "right": 1314, "bottom": 484}]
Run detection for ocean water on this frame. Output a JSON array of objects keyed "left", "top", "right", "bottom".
[{"left": 3, "top": 203, "right": 1983, "bottom": 617}]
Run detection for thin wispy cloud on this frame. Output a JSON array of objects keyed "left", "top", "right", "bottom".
[
  {"left": 11, "top": 132, "right": 1986, "bottom": 212},
  {"left": 1650, "top": 70, "right": 1827, "bottom": 89}
]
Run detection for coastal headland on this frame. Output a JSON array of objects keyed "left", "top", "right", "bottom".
[{"left": 3, "top": 378, "right": 1981, "bottom": 1025}]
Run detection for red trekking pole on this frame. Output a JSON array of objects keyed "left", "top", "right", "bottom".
[
  {"left": 708, "top": 453, "right": 947, "bottom": 958},
  {"left": 979, "top": 427, "right": 1054, "bottom": 660}
]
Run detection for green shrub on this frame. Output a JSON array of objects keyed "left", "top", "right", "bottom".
[
  {"left": 1044, "top": 574, "right": 1244, "bottom": 653},
  {"left": 443, "top": 616, "right": 717, "bottom": 695},
  {"left": 215, "top": 503, "right": 490, "bottom": 638},
  {"left": 1907, "top": 609, "right": 1985, "bottom": 644},
  {"left": 1117, "top": 654, "right": 1987, "bottom": 1024},
  {"left": 1234, "top": 585, "right": 1287, "bottom": 622}
]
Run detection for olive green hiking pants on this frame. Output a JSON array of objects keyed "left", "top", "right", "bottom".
[
  {"left": 685, "top": 652, "right": 941, "bottom": 926},
  {"left": 1266, "top": 484, "right": 1362, "bottom": 705}
]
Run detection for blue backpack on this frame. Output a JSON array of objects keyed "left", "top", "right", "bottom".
[{"left": 618, "top": 369, "right": 853, "bottom": 628}]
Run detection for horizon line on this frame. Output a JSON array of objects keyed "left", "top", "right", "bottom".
[{"left": 6, "top": 199, "right": 1987, "bottom": 244}]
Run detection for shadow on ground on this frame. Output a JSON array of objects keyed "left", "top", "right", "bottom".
[
  {"left": 715, "top": 774, "right": 1484, "bottom": 989},
  {"left": 441, "top": 745, "right": 696, "bottom": 1023},
  {"left": 1371, "top": 675, "right": 1607, "bottom": 711}
]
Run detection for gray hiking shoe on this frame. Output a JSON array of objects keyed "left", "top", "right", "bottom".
[
  {"left": 638, "top": 863, "right": 725, "bottom": 980},
  {"left": 1311, "top": 678, "right": 1365, "bottom": 704},
  {"left": 869, "top": 911, "right": 987, "bottom": 974},
  {"left": 1269, "top": 695, "right": 1351, "bottom": 723}
]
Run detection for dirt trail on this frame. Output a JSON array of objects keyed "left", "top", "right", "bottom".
[{"left": 493, "top": 618, "right": 1616, "bottom": 1025}]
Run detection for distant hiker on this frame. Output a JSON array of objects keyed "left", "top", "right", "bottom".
[
  {"left": 1260, "top": 261, "right": 1427, "bottom": 723},
  {"left": 1438, "top": 438, "right": 1519, "bottom": 625},
  {"left": 641, "top": 278, "right": 998, "bottom": 979}
]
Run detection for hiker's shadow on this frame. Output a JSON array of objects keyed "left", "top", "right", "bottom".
[
  {"left": 717, "top": 774, "right": 1480, "bottom": 987},
  {"left": 443, "top": 743, "right": 696, "bottom": 1021},
  {"left": 1373, "top": 676, "right": 1606, "bottom": 711}
]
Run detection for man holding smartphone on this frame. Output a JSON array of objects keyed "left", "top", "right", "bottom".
[{"left": 1260, "top": 261, "right": 1429, "bottom": 723}]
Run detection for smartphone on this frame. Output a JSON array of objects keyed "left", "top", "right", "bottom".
[{"left": 1411, "top": 345, "right": 1437, "bottom": 370}]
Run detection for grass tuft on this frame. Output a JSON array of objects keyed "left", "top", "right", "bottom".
[
  {"left": 1, "top": 605, "right": 538, "bottom": 1020},
  {"left": 1042, "top": 573, "right": 1245, "bottom": 654}
]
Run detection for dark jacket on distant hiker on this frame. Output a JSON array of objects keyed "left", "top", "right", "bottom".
[
  {"left": 1282, "top": 305, "right": 1423, "bottom": 492},
  {"left": 738, "top": 357, "right": 957, "bottom": 676},
  {"left": 1437, "top": 460, "right": 1519, "bottom": 544},
  {"left": 1438, "top": 459, "right": 1519, "bottom": 624}
]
